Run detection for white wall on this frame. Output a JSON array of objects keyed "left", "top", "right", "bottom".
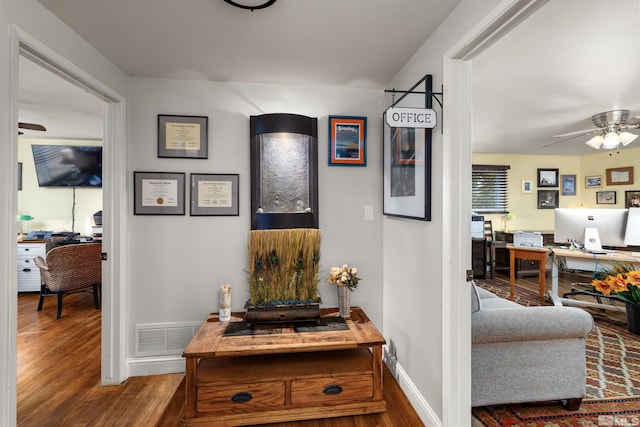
[
  {"left": 17, "top": 138, "right": 103, "bottom": 235},
  {"left": 383, "top": 0, "right": 504, "bottom": 425},
  {"left": 127, "top": 78, "right": 384, "bottom": 354}
]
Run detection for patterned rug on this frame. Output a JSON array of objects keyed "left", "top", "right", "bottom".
[{"left": 472, "top": 277, "right": 640, "bottom": 426}]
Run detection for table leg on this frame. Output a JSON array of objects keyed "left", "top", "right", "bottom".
[
  {"left": 539, "top": 254, "right": 546, "bottom": 305},
  {"left": 509, "top": 250, "right": 515, "bottom": 301}
]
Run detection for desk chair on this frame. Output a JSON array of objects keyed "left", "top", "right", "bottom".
[
  {"left": 484, "top": 220, "right": 505, "bottom": 279},
  {"left": 33, "top": 243, "right": 101, "bottom": 319}
]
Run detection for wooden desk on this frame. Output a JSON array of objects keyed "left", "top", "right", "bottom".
[
  {"left": 508, "top": 244, "right": 551, "bottom": 305},
  {"left": 550, "top": 248, "right": 640, "bottom": 310},
  {"left": 182, "top": 307, "right": 386, "bottom": 427}
]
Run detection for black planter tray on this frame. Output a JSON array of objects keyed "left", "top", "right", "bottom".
[{"left": 244, "top": 300, "right": 321, "bottom": 324}]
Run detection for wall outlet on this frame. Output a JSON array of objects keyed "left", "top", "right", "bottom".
[{"left": 364, "top": 205, "right": 374, "bottom": 220}]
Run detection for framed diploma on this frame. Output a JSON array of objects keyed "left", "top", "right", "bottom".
[
  {"left": 134, "top": 171, "right": 186, "bottom": 215},
  {"left": 158, "top": 115, "right": 208, "bottom": 159},
  {"left": 190, "top": 173, "right": 239, "bottom": 216}
]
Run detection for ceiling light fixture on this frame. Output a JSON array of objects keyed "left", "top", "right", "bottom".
[{"left": 223, "top": 0, "right": 276, "bottom": 11}]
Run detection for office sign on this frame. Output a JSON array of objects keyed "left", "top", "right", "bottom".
[{"left": 385, "top": 107, "right": 436, "bottom": 129}]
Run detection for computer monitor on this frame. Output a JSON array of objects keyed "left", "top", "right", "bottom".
[
  {"left": 625, "top": 207, "right": 640, "bottom": 246},
  {"left": 554, "top": 208, "right": 628, "bottom": 251}
]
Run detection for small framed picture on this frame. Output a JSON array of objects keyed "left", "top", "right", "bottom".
[
  {"left": 158, "top": 114, "right": 208, "bottom": 159},
  {"left": 606, "top": 166, "right": 634, "bottom": 186},
  {"left": 537, "top": 168, "right": 559, "bottom": 187},
  {"left": 328, "top": 116, "right": 366, "bottom": 166},
  {"left": 537, "top": 189, "right": 559, "bottom": 209},
  {"left": 596, "top": 191, "right": 617, "bottom": 205},
  {"left": 190, "top": 173, "right": 239, "bottom": 216},
  {"left": 625, "top": 190, "right": 640, "bottom": 208},
  {"left": 521, "top": 180, "right": 532, "bottom": 193},
  {"left": 561, "top": 174, "right": 576, "bottom": 196},
  {"left": 585, "top": 175, "right": 603, "bottom": 188},
  {"left": 134, "top": 171, "right": 186, "bottom": 215}
]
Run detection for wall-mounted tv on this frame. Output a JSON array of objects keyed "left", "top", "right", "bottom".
[{"left": 32, "top": 144, "right": 102, "bottom": 188}]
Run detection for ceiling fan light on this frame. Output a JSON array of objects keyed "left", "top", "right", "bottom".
[
  {"left": 602, "top": 131, "right": 621, "bottom": 149},
  {"left": 585, "top": 135, "right": 603, "bottom": 149},
  {"left": 619, "top": 132, "right": 639, "bottom": 146}
]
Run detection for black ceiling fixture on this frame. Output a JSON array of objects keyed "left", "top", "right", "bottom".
[{"left": 223, "top": 0, "right": 276, "bottom": 11}]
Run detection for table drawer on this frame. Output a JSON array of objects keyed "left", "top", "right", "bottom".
[
  {"left": 18, "top": 257, "right": 38, "bottom": 270},
  {"left": 18, "top": 244, "right": 45, "bottom": 258},
  {"left": 291, "top": 375, "right": 373, "bottom": 405},
  {"left": 197, "top": 381, "right": 285, "bottom": 413}
]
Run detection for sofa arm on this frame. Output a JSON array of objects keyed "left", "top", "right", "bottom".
[{"left": 472, "top": 306, "right": 593, "bottom": 344}]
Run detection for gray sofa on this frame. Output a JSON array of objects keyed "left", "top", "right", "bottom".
[{"left": 471, "top": 282, "right": 594, "bottom": 410}]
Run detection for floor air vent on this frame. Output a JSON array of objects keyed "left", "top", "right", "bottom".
[{"left": 135, "top": 321, "right": 201, "bottom": 357}]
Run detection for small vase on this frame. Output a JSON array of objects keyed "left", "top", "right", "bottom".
[
  {"left": 337, "top": 285, "right": 351, "bottom": 318},
  {"left": 626, "top": 302, "right": 640, "bottom": 335}
]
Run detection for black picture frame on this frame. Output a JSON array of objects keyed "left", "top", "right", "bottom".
[
  {"left": 537, "top": 168, "right": 559, "bottom": 188},
  {"left": 134, "top": 171, "right": 185, "bottom": 215},
  {"left": 537, "top": 189, "right": 559, "bottom": 209},
  {"left": 626, "top": 191, "right": 640, "bottom": 208},
  {"left": 383, "top": 75, "right": 432, "bottom": 221},
  {"left": 190, "top": 173, "right": 239, "bottom": 216},
  {"left": 596, "top": 190, "right": 616, "bottom": 205},
  {"left": 158, "top": 115, "right": 208, "bottom": 159}
]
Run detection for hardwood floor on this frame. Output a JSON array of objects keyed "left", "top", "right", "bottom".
[{"left": 17, "top": 292, "right": 424, "bottom": 427}]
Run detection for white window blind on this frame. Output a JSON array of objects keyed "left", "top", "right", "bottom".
[{"left": 472, "top": 165, "right": 509, "bottom": 213}]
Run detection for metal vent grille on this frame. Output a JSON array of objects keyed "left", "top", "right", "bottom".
[{"left": 135, "top": 322, "right": 200, "bottom": 357}]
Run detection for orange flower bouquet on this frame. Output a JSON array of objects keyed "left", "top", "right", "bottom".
[{"left": 591, "top": 264, "right": 640, "bottom": 305}]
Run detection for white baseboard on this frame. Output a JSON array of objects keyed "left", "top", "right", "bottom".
[
  {"left": 126, "top": 355, "right": 185, "bottom": 377},
  {"left": 384, "top": 346, "right": 442, "bottom": 427}
]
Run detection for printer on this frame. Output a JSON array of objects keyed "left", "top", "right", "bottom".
[{"left": 513, "top": 231, "right": 544, "bottom": 248}]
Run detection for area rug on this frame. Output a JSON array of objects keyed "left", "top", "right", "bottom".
[{"left": 472, "top": 277, "right": 640, "bottom": 426}]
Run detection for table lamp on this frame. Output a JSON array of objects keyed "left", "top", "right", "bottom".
[{"left": 17, "top": 214, "right": 33, "bottom": 238}]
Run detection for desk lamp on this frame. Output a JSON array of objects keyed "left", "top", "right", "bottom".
[{"left": 17, "top": 214, "right": 33, "bottom": 238}]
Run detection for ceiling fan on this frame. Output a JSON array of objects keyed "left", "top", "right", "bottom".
[
  {"left": 18, "top": 122, "right": 46, "bottom": 135},
  {"left": 548, "top": 109, "right": 640, "bottom": 150}
]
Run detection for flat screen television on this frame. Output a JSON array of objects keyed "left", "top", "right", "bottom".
[
  {"left": 554, "top": 208, "right": 628, "bottom": 250},
  {"left": 32, "top": 144, "right": 102, "bottom": 188}
]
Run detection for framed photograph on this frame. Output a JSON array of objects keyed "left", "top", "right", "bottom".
[
  {"left": 537, "top": 189, "right": 559, "bottom": 209},
  {"left": 561, "top": 174, "right": 576, "bottom": 196},
  {"left": 328, "top": 116, "right": 366, "bottom": 166},
  {"left": 521, "top": 179, "right": 532, "bottom": 193},
  {"left": 382, "top": 75, "right": 432, "bottom": 221},
  {"left": 537, "top": 168, "right": 559, "bottom": 187},
  {"left": 606, "top": 166, "right": 634, "bottom": 186},
  {"left": 158, "top": 115, "right": 208, "bottom": 159},
  {"left": 596, "top": 190, "right": 616, "bottom": 205},
  {"left": 585, "top": 175, "right": 603, "bottom": 188},
  {"left": 190, "top": 173, "right": 239, "bottom": 216},
  {"left": 625, "top": 191, "right": 640, "bottom": 208},
  {"left": 134, "top": 171, "right": 185, "bottom": 215}
]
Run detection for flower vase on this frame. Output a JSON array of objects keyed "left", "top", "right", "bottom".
[
  {"left": 337, "top": 285, "right": 351, "bottom": 318},
  {"left": 626, "top": 302, "right": 640, "bottom": 335}
]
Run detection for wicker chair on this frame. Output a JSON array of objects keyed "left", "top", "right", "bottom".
[{"left": 33, "top": 243, "right": 102, "bottom": 319}]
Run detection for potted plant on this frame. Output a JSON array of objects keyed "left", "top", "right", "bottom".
[
  {"left": 328, "top": 264, "right": 360, "bottom": 318},
  {"left": 592, "top": 264, "right": 640, "bottom": 334}
]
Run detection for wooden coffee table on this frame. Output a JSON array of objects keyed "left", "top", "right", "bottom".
[{"left": 182, "top": 306, "right": 386, "bottom": 426}]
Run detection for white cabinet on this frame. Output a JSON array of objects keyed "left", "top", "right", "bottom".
[{"left": 17, "top": 242, "right": 47, "bottom": 292}]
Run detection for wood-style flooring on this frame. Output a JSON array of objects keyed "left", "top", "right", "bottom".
[{"left": 17, "top": 292, "right": 424, "bottom": 427}]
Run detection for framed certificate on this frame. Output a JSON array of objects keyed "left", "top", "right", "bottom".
[
  {"left": 134, "top": 171, "right": 185, "bottom": 215},
  {"left": 190, "top": 173, "right": 239, "bottom": 216},
  {"left": 158, "top": 115, "right": 208, "bottom": 159}
]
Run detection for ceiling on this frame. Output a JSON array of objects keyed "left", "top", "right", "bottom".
[{"left": 19, "top": 0, "right": 640, "bottom": 156}]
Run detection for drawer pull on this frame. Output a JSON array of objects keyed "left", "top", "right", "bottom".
[
  {"left": 22, "top": 268, "right": 31, "bottom": 273},
  {"left": 231, "top": 392, "right": 253, "bottom": 403},
  {"left": 323, "top": 384, "right": 343, "bottom": 395}
]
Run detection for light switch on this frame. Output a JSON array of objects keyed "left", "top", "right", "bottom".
[{"left": 364, "top": 205, "right": 374, "bottom": 220}]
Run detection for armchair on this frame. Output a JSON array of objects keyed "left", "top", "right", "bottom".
[
  {"left": 33, "top": 243, "right": 102, "bottom": 319},
  {"left": 471, "top": 282, "right": 594, "bottom": 410}
]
